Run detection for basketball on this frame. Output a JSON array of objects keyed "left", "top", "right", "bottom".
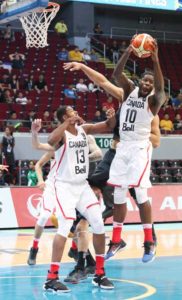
[{"left": 131, "top": 33, "right": 155, "bottom": 58}]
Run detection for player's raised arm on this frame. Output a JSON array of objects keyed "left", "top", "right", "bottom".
[
  {"left": 150, "top": 42, "right": 165, "bottom": 114},
  {"left": 112, "top": 44, "right": 135, "bottom": 97},
  {"left": 31, "top": 119, "right": 54, "bottom": 151},
  {"left": 63, "top": 62, "right": 123, "bottom": 102},
  {"left": 83, "top": 108, "right": 116, "bottom": 135},
  {"left": 35, "top": 151, "right": 54, "bottom": 190}
]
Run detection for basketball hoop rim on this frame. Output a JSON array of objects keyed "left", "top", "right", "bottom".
[{"left": 39, "top": 2, "right": 60, "bottom": 13}]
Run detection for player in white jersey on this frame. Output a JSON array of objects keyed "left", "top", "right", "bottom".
[
  {"left": 64, "top": 39, "right": 165, "bottom": 264},
  {"left": 42, "top": 105, "right": 115, "bottom": 293}
]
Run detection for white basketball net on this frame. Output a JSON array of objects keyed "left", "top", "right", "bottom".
[{"left": 19, "top": 2, "right": 60, "bottom": 48}]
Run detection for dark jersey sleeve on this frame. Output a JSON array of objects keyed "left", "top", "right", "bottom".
[{"left": 112, "top": 107, "right": 121, "bottom": 140}]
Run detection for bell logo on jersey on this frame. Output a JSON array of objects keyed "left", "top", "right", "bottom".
[
  {"left": 75, "top": 165, "right": 86, "bottom": 174},
  {"left": 122, "top": 123, "right": 135, "bottom": 131}
]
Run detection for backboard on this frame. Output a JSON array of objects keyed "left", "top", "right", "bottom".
[{"left": 0, "top": 0, "right": 49, "bottom": 24}]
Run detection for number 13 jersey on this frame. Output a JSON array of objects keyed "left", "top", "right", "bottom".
[
  {"left": 119, "top": 86, "right": 154, "bottom": 142},
  {"left": 54, "top": 125, "right": 89, "bottom": 184}
]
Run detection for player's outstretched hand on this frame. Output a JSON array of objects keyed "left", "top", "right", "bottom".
[
  {"left": 106, "top": 108, "right": 115, "bottom": 119},
  {"left": 31, "top": 119, "right": 42, "bottom": 133},
  {"left": 63, "top": 62, "right": 82, "bottom": 72},
  {"left": 0, "top": 165, "right": 9, "bottom": 172}
]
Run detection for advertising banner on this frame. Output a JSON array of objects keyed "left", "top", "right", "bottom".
[{"left": 0, "top": 185, "right": 182, "bottom": 228}]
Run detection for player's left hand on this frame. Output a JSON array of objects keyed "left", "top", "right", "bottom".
[
  {"left": 31, "top": 119, "right": 42, "bottom": 133},
  {"left": 63, "top": 62, "right": 82, "bottom": 72},
  {"left": 0, "top": 165, "right": 9, "bottom": 172},
  {"left": 106, "top": 108, "right": 115, "bottom": 119}
]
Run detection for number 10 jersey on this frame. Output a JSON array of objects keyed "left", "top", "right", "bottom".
[{"left": 119, "top": 86, "right": 154, "bottom": 142}]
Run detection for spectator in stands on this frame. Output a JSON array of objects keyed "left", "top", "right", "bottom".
[
  {"left": 27, "top": 161, "right": 38, "bottom": 186},
  {"left": 54, "top": 19, "right": 68, "bottom": 37},
  {"left": 23, "top": 74, "right": 35, "bottom": 91},
  {"left": 109, "top": 40, "right": 120, "bottom": 64},
  {"left": 9, "top": 74, "right": 19, "bottom": 93},
  {"left": 1, "top": 126, "right": 15, "bottom": 174},
  {"left": 51, "top": 110, "right": 59, "bottom": 128},
  {"left": 119, "top": 41, "right": 127, "bottom": 55},
  {"left": 173, "top": 113, "right": 182, "bottom": 131},
  {"left": 6, "top": 111, "right": 22, "bottom": 130},
  {"left": 57, "top": 47, "right": 68, "bottom": 61},
  {"left": 15, "top": 91, "right": 32, "bottom": 105},
  {"left": 25, "top": 110, "right": 37, "bottom": 129},
  {"left": 93, "top": 23, "right": 103, "bottom": 37},
  {"left": 101, "top": 95, "right": 115, "bottom": 110},
  {"left": 90, "top": 49, "right": 98, "bottom": 61},
  {"left": 41, "top": 110, "right": 51, "bottom": 132},
  {"left": 34, "top": 74, "right": 48, "bottom": 93},
  {"left": 100, "top": 106, "right": 107, "bottom": 121},
  {"left": 0, "top": 59, "right": 12, "bottom": 73},
  {"left": 160, "top": 113, "right": 174, "bottom": 132},
  {"left": 76, "top": 78, "right": 88, "bottom": 93},
  {"left": 92, "top": 110, "right": 106, "bottom": 123},
  {"left": 82, "top": 48, "right": 91, "bottom": 61},
  {"left": 172, "top": 93, "right": 182, "bottom": 108},
  {"left": 0, "top": 73, "right": 10, "bottom": 90},
  {"left": 2, "top": 24, "right": 15, "bottom": 42},
  {"left": 164, "top": 92, "right": 173, "bottom": 107},
  {"left": 9, "top": 51, "right": 25, "bottom": 70},
  {"left": 88, "top": 82, "right": 103, "bottom": 93},
  {"left": 69, "top": 47, "right": 83, "bottom": 62},
  {"left": 64, "top": 85, "right": 77, "bottom": 99},
  {"left": 2, "top": 89, "right": 13, "bottom": 104}
]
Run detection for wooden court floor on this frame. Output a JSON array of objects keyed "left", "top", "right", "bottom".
[{"left": 0, "top": 223, "right": 182, "bottom": 300}]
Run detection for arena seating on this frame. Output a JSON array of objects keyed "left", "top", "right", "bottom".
[{"left": 0, "top": 31, "right": 182, "bottom": 132}]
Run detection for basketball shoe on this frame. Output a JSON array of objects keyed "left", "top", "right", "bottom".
[
  {"left": 92, "top": 269, "right": 114, "bottom": 289},
  {"left": 27, "top": 247, "right": 38, "bottom": 265},
  {"left": 43, "top": 271, "right": 70, "bottom": 293},
  {"left": 105, "top": 239, "right": 126, "bottom": 260},
  {"left": 142, "top": 241, "right": 156, "bottom": 263},
  {"left": 64, "top": 267, "right": 87, "bottom": 284},
  {"left": 85, "top": 265, "right": 96, "bottom": 276}
]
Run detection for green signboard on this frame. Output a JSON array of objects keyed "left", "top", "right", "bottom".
[{"left": 95, "top": 137, "right": 112, "bottom": 149}]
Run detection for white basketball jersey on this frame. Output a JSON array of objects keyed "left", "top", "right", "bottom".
[
  {"left": 119, "top": 86, "right": 154, "bottom": 141},
  {"left": 54, "top": 126, "right": 89, "bottom": 183}
]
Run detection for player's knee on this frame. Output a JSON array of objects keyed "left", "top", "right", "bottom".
[
  {"left": 76, "top": 219, "right": 89, "bottom": 233},
  {"left": 114, "top": 187, "right": 128, "bottom": 204},
  {"left": 86, "top": 206, "right": 105, "bottom": 234},
  {"left": 37, "top": 211, "right": 51, "bottom": 227},
  {"left": 92, "top": 220, "right": 105, "bottom": 234},
  {"left": 57, "top": 218, "right": 73, "bottom": 238},
  {"left": 135, "top": 187, "right": 148, "bottom": 204}
]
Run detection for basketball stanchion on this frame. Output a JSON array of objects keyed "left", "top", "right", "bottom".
[{"left": 19, "top": 2, "right": 60, "bottom": 48}]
